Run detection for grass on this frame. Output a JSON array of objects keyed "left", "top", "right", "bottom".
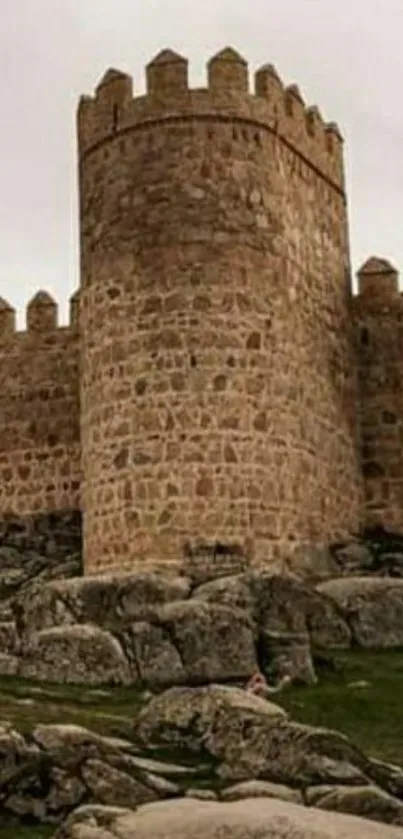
[
  {"left": 280, "top": 648, "right": 403, "bottom": 766},
  {"left": 0, "top": 677, "right": 146, "bottom": 740},
  {"left": 0, "top": 826, "right": 54, "bottom": 839},
  {"left": 1, "top": 649, "right": 403, "bottom": 837}
]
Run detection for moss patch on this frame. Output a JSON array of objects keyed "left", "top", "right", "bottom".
[
  {"left": 0, "top": 824, "right": 54, "bottom": 839},
  {"left": 280, "top": 648, "right": 403, "bottom": 765}
]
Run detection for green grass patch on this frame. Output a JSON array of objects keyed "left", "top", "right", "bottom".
[
  {"left": 0, "top": 824, "right": 54, "bottom": 839},
  {"left": 0, "top": 675, "right": 147, "bottom": 739},
  {"left": 280, "top": 648, "right": 403, "bottom": 765}
]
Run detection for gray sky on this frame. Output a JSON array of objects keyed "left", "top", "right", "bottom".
[{"left": 1, "top": 0, "right": 402, "bottom": 325}]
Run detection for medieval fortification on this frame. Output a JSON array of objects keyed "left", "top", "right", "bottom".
[{"left": 0, "top": 47, "right": 401, "bottom": 575}]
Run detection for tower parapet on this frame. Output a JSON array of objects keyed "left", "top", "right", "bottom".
[
  {"left": 77, "top": 47, "right": 344, "bottom": 190},
  {"left": 357, "top": 256, "right": 399, "bottom": 300},
  {"left": 354, "top": 257, "right": 403, "bottom": 534}
]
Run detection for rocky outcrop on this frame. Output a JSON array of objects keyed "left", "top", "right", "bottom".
[
  {"left": 285, "top": 529, "right": 403, "bottom": 583},
  {"left": 136, "top": 684, "right": 400, "bottom": 793},
  {"left": 3, "top": 555, "right": 403, "bottom": 687},
  {"left": 3, "top": 522, "right": 403, "bottom": 691},
  {"left": 2, "top": 567, "right": 354, "bottom": 687},
  {"left": 0, "top": 511, "right": 82, "bottom": 676},
  {"left": 2, "top": 684, "right": 403, "bottom": 831},
  {"left": 54, "top": 798, "right": 403, "bottom": 839},
  {"left": 317, "top": 577, "right": 403, "bottom": 648},
  {"left": 0, "top": 510, "right": 81, "bottom": 624}
]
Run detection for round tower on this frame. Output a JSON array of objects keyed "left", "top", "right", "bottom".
[{"left": 77, "top": 47, "right": 364, "bottom": 575}]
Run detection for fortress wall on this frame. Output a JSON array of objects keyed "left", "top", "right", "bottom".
[
  {"left": 0, "top": 293, "right": 81, "bottom": 515},
  {"left": 277, "top": 134, "right": 363, "bottom": 549},
  {"left": 78, "top": 49, "right": 363, "bottom": 575},
  {"left": 354, "top": 259, "right": 403, "bottom": 532}
]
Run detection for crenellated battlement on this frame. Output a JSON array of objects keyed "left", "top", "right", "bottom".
[
  {"left": 77, "top": 47, "right": 344, "bottom": 190},
  {"left": 0, "top": 290, "right": 79, "bottom": 343}
]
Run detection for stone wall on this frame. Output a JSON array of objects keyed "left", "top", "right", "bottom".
[
  {"left": 2, "top": 48, "right": 403, "bottom": 579},
  {"left": 0, "top": 292, "right": 80, "bottom": 515},
  {"left": 78, "top": 48, "right": 363, "bottom": 575},
  {"left": 353, "top": 257, "right": 403, "bottom": 532}
]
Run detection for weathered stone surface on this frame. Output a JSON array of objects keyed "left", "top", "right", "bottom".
[
  {"left": 137, "top": 685, "right": 287, "bottom": 756},
  {"left": 0, "top": 621, "right": 18, "bottom": 655},
  {"left": 155, "top": 600, "right": 257, "bottom": 683},
  {"left": 137, "top": 684, "right": 373, "bottom": 785},
  {"left": 0, "top": 652, "right": 19, "bottom": 674},
  {"left": 19, "top": 625, "right": 133, "bottom": 685},
  {"left": 283, "top": 543, "right": 342, "bottom": 583},
  {"left": 220, "top": 778, "right": 303, "bottom": 803},
  {"left": 0, "top": 722, "right": 181, "bottom": 824},
  {"left": 17, "top": 572, "right": 190, "bottom": 636},
  {"left": 193, "top": 571, "right": 351, "bottom": 684},
  {"left": 54, "top": 797, "right": 403, "bottom": 838},
  {"left": 307, "top": 784, "right": 403, "bottom": 826},
  {"left": 118, "top": 621, "right": 184, "bottom": 686},
  {"left": 6, "top": 566, "right": 403, "bottom": 691},
  {"left": 185, "top": 787, "right": 217, "bottom": 800},
  {"left": 80, "top": 758, "right": 160, "bottom": 808},
  {"left": 0, "top": 512, "right": 81, "bottom": 627},
  {"left": 182, "top": 543, "right": 250, "bottom": 585},
  {"left": 31, "top": 724, "right": 119, "bottom": 764},
  {"left": 317, "top": 577, "right": 403, "bottom": 647},
  {"left": 0, "top": 722, "right": 40, "bottom": 784},
  {"left": 331, "top": 542, "right": 375, "bottom": 575},
  {"left": 2, "top": 683, "right": 403, "bottom": 831},
  {"left": 250, "top": 573, "right": 350, "bottom": 683},
  {"left": 191, "top": 574, "right": 255, "bottom": 614}
]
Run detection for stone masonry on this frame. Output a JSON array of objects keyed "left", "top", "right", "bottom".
[{"left": 0, "top": 47, "right": 402, "bottom": 575}]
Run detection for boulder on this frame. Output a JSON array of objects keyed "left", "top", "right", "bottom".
[
  {"left": 16, "top": 572, "right": 191, "bottom": 636},
  {"left": 118, "top": 621, "right": 184, "bottom": 686},
  {"left": 0, "top": 722, "right": 176, "bottom": 824},
  {"left": 0, "top": 722, "right": 40, "bottom": 784},
  {"left": 155, "top": 600, "right": 257, "bottom": 683},
  {"left": 136, "top": 684, "right": 372, "bottom": 785},
  {"left": 317, "top": 578, "right": 403, "bottom": 647},
  {"left": 0, "top": 621, "right": 18, "bottom": 655},
  {"left": 137, "top": 684, "right": 287, "bottom": 758},
  {"left": 0, "top": 652, "right": 19, "bottom": 675},
  {"left": 80, "top": 758, "right": 160, "bottom": 809},
  {"left": 251, "top": 573, "right": 350, "bottom": 683},
  {"left": 220, "top": 779, "right": 303, "bottom": 803},
  {"left": 54, "top": 797, "right": 403, "bottom": 838},
  {"left": 191, "top": 574, "right": 255, "bottom": 614},
  {"left": 19, "top": 624, "right": 133, "bottom": 685},
  {"left": 306, "top": 784, "right": 403, "bottom": 825},
  {"left": 331, "top": 542, "right": 375, "bottom": 575},
  {"left": 282, "top": 542, "right": 342, "bottom": 582}
]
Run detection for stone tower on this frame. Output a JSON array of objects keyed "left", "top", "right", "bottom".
[{"left": 77, "top": 48, "right": 364, "bottom": 575}]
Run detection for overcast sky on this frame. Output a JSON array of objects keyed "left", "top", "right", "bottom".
[{"left": 1, "top": 0, "right": 402, "bottom": 325}]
